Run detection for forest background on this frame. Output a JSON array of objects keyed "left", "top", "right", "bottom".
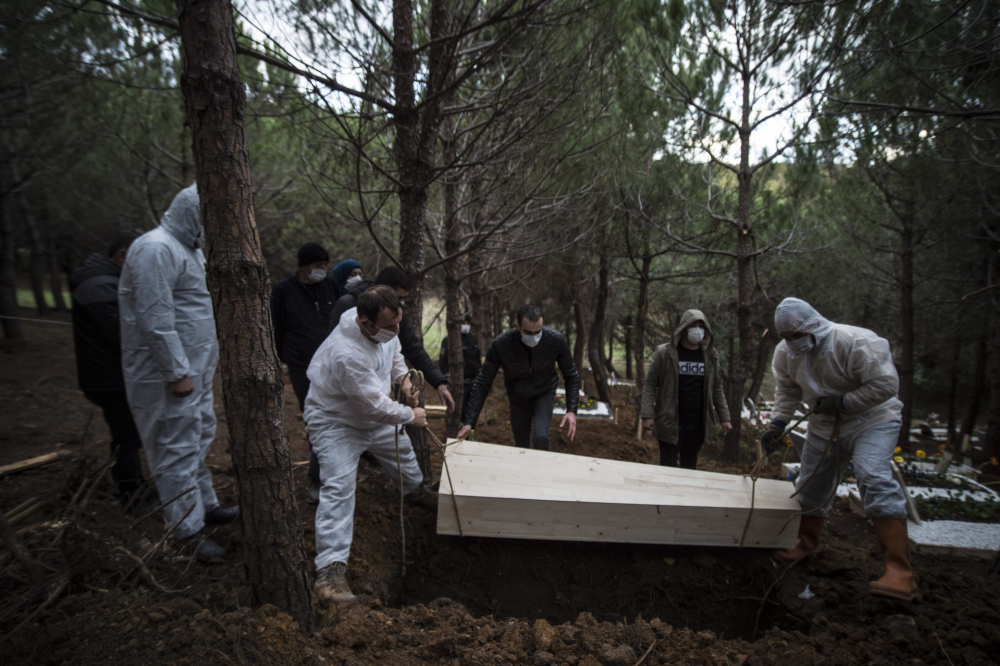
[{"left": 1, "top": 0, "right": 998, "bottom": 467}]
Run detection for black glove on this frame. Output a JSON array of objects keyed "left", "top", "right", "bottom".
[
  {"left": 814, "top": 396, "right": 845, "bottom": 416},
  {"left": 760, "top": 420, "right": 787, "bottom": 455}
]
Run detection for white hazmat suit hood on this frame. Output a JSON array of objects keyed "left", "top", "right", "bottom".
[
  {"left": 119, "top": 184, "right": 220, "bottom": 539},
  {"left": 771, "top": 297, "right": 902, "bottom": 439}
]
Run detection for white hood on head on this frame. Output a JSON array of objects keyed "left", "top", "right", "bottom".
[{"left": 160, "top": 183, "right": 203, "bottom": 249}]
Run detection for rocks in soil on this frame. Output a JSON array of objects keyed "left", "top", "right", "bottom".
[{"left": 599, "top": 642, "right": 636, "bottom": 666}]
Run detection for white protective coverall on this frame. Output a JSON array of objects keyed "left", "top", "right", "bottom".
[
  {"left": 119, "top": 184, "right": 220, "bottom": 539},
  {"left": 771, "top": 297, "right": 906, "bottom": 519},
  {"left": 304, "top": 307, "right": 423, "bottom": 570}
]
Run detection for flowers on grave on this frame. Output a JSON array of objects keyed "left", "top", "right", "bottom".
[
  {"left": 938, "top": 444, "right": 946, "bottom": 452},
  {"left": 916, "top": 450, "right": 927, "bottom": 459},
  {"left": 894, "top": 456, "right": 904, "bottom": 464},
  {"left": 895, "top": 447, "right": 901, "bottom": 454}
]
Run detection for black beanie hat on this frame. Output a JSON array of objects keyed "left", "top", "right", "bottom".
[{"left": 297, "top": 242, "right": 329, "bottom": 267}]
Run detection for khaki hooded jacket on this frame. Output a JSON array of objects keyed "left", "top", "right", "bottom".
[{"left": 640, "top": 309, "right": 731, "bottom": 444}]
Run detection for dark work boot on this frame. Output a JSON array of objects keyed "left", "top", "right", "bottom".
[
  {"left": 314, "top": 562, "right": 356, "bottom": 604},
  {"left": 774, "top": 515, "right": 824, "bottom": 562},
  {"left": 205, "top": 505, "right": 239, "bottom": 524},
  {"left": 181, "top": 530, "right": 227, "bottom": 560}
]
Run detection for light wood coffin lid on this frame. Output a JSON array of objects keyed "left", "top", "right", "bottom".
[{"left": 436, "top": 440, "right": 802, "bottom": 547}]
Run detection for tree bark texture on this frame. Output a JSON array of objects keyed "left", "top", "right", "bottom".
[
  {"left": 957, "top": 323, "right": 989, "bottom": 450},
  {"left": 896, "top": 205, "right": 915, "bottom": 449},
  {"left": 632, "top": 254, "right": 651, "bottom": 415},
  {"left": 982, "top": 315, "right": 1000, "bottom": 463},
  {"left": 746, "top": 328, "right": 777, "bottom": 408},
  {"left": 946, "top": 343, "right": 961, "bottom": 447},
  {"left": 573, "top": 300, "right": 586, "bottom": 373},
  {"left": 442, "top": 109, "right": 464, "bottom": 437},
  {"left": 588, "top": 252, "right": 613, "bottom": 405},
  {"left": 175, "top": 0, "right": 313, "bottom": 631},
  {"left": 623, "top": 316, "right": 633, "bottom": 381},
  {"left": 47, "top": 234, "right": 66, "bottom": 312},
  {"left": 0, "top": 195, "right": 25, "bottom": 344},
  {"left": 12, "top": 171, "right": 47, "bottom": 315},
  {"left": 722, "top": 65, "right": 757, "bottom": 462}
]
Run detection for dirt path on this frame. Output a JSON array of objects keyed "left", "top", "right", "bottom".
[{"left": 1, "top": 314, "right": 998, "bottom": 665}]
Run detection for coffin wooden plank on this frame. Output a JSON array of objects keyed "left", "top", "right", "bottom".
[{"left": 437, "top": 440, "right": 800, "bottom": 548}]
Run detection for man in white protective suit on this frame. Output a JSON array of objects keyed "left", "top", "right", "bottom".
[
  {"left": 760, "top": 297, "right": 919, "bottom": 602},
  {"left": 305, "top": 285, "right": 435, "bottom": 603},
  {"left": 119, "top": 184, "right": 238, "bottom": 559}
]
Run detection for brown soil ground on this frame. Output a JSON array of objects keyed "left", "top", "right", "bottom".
[{"left": 2, "top": 312, "right": 999, "bottom": 666}]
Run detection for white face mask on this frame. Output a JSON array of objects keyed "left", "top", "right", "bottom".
[
  {"left": 461, "top": 324, "right": 471, "bottom": 334},
  {"left": 521, "top": 330, "right": 542, "bottom": 347},
  {"left": 686, "top": 327, "right": 705, "bottom": 344},
  {"left": 787, "top": 335, "right": 816, "bottom": 354},
  {"left": 308, "top": 268, "right": 327, "bottom": 283},
  {"left": 346, "top": 274, "right": 362, "bottom": 286}
]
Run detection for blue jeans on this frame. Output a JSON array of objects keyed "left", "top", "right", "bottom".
[
  {"left": 509, "top": 390, "right": 557, "bottom": 451},
  {"left": 796, "top": 418, "right": 906, "bottom": 520}
]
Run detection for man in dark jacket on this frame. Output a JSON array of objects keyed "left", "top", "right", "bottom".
[
  {"left": 328, "top": 266, "right": 455, "bottom": 412},
  {"left": 271, "top": 242, "right": 342, "bottom": 502},
  {"left": 457, "top": 304, "right": 580, "bottom": 449},
  {"left": 71, "top": 230, "right": 154, "bottom": 512},
  {"left": 439, "top": 314, "right": 482, "bottom": 423}
]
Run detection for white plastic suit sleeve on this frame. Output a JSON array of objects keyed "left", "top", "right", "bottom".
[
  {"left": 391, "top": 346, "right": 409, "bottom": 385},
  {"left": 331, "top": 345, "right": 414, "bottom": 426},
  {"left": 840, "top": 335, "right": 899, "bottom": 412},
  {"left": 125, "top": 240, "right": 191, "bottom": 382},
  {"left": 771, "top": 342, "right": 804, "bottom": 424}
]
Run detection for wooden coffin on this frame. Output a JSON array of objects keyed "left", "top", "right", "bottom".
[{"left": 437, "top": 440, "right": 801, "bottom": 548}]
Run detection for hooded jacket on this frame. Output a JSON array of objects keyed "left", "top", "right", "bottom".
[
  {"left": 327, "top": 279, "right": 447, "bottom": 388},
  {"left": 119, "top": 183, "right": 218, "bottom": 384},
  {"left": 463, "top": 327, "right": 581, "bottom": 427},
  {"left": 640, "top": 309, "right": 731, "bottom": 445},
  {"left": 71, "top": 253, "right": 126, "bottom": 392},
  {"left": 270, "top": 272, "right": 341, "bottom": 372},
  {"left": 771, "top": 297, "right": 902, "bottom": 439}
]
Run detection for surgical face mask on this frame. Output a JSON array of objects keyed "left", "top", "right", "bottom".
[
  {"left": 787, "top": 335, "right": 816, "bottom": 354},
  {"left": 346, "top": 274, "right": 362, "bottom": 286},
  {"left": 686, "top": 327, "right": 705, "bottom": 344},
  {"left": 521, "top": 330, "right": 542, "bottom": 347},
  {"left": 308, "top": 268, "right": 327, "bottom": 283},
  {"left": 461, "top": 324, "right": 471, "bottom": 334},
  {"left": 363, "top": 321, "right": 398, "bottom": 344}
]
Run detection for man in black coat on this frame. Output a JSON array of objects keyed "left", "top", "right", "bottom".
[
  {"left": 271, "top": 242, "right": 342, "bottom": 502},
  {"left": 457, "top": 304, "right": 580, "bottom": 449},
  {"left": 71, "top": 230, "right": 155, "bottom": 512},
  {"left": 328, "top": 266, "right": 455, "bottom": 412},
  {"left": 439, "top": 314, "right": 481, "bottom": 423}
]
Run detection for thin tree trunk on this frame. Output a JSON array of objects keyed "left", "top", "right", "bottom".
[
  {"left": 588, "top": 252, "right": 613, "bottom": 405},
  {"left": 0, "top": 195, "right": 25, "bottom": 344},
  {"left": 632, "top": 253, "right": 651, "bottom": 414},
  {"left": 442, "top": 108, "right": 463, "bottom": 437},
  {"left": 722, "top": 63, "right": 757, "bottom": 462},
  {"left": 946, "top": 343, "right": 961, "bottom": 447},
  {"left": 623, "top": 316, "right": 633, "bottom": 381},
  {"left": 175, "top": 0, "right": 313, "bottom": 631},
  {"left": 604, "top": 322, "right": 616, "bottom": 376},
  {"left": 896, "top": 205, "right": 915, "bottom": 449},
  {"left": 573, "top": 300, "right": 586, "bottom": 372},
  {"left": 957, "top": 322, "right": 990, "bottom": 451},
  {"left": 47, "top": 234, "right": 66, "bottom": 312},
  {"left": 982, "top": 315, "right": 1000, "bottom": 463},
  {"left": 12, "top": 169, "right": 46, "bottom": 315}
]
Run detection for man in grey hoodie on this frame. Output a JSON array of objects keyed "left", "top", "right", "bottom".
[{"left": 640, "top": 310, "right": 732, "bottom": 469}]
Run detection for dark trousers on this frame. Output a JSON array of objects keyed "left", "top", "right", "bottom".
[
  {"left": 461, "top": 380, "right": 475, "bottom": 424},
  {"left": 658, "top": 428, "right": 705, "bottom": 470},
  {"left": 85, "top": 391, "right": 147, "bottom": 498},
  {"left": 288, "top": 369, "right": 321, "bottom": 483},
  {"left": 509, "top": 390, "right": 557, "bottom": 451}
]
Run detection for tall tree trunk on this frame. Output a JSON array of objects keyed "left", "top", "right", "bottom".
[
  {"left": 604, "top": 322, "right": 616, "bottom": 376},
  {"left": 623, "top": 316, "right": 633, "bottom": 381},
  {"left": 0, "top": 195, "right": 25, "bottom": 344},
  {"left": 946, "top": 342, "right": 961, "bottom": 447},
  {"left": 632, "top": 253, "right": 651, "bottom": 415},
  {"left": 442, "top": 109, "right": 463, "bottom": 437},
  {"left": 573, "top": 300, "right": 586, "bottom": 372},
  {"left": 896, "top": 205, "right": 915, "bottom": 448},
  {"left": 47, "top": 234, "right": 66, "bottom": 312},
  {"left": 588, "top": 252, "right": 613, "bottom": 405},
  {"left": 746, "top": 329, "right": 775, "bottom": 409},
  {"left": 175, "top": 0, "right": 313, "bottom": 631},
  {"left": 982, "top": 314, "right": 1000, "bottom": 463},
  {"left": 722, "top": 65, "right": 756, "bottom": 462},
  {"left": 13, "top": 172, "right": 47, "bottom": 315},
  {"left": 957, "top": 323, "right": 989, "bottom": 447}
]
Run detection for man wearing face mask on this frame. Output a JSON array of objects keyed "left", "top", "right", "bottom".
[
  {"left": 119, "top": 184, "right": 238, "bottom": 559},
  {"left": 270, "top": 242, "right": 342, "bottom": 502},
  {"left": 439, "top": 314, "right": 482, "bottom": 423},
  {"left": 457, "top": 304, "right": 580, "bottom": 449},
  {"left": 640, "top": 310, "right": 732, "bottom": 469},
  {"left": 761, "top": 297, "right": 918, "bottom": 602},
  {"left": 305, "top": 285, "right": 432, "bottom": 603}
]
